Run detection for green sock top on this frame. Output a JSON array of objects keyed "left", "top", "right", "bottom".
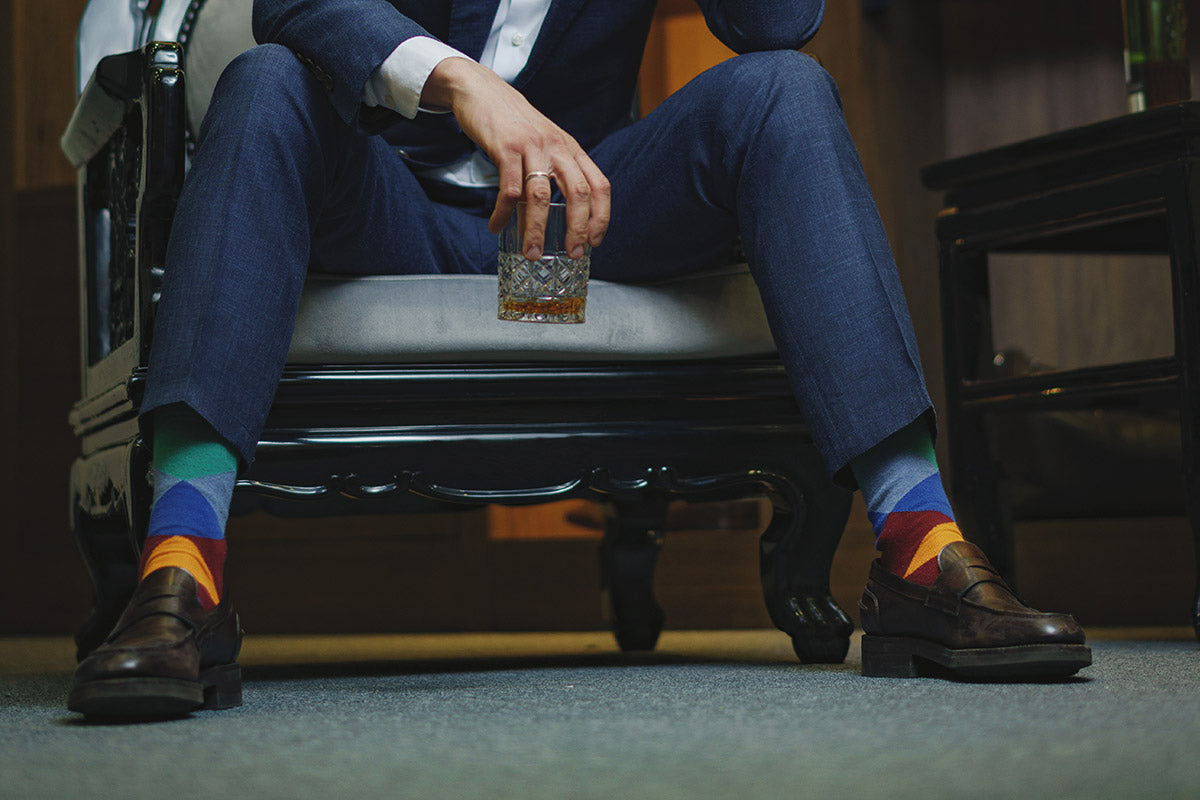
[
  {"left": 875, "top": 417, "right": 937, "bottom": 466},
  {"left": 153, "top": 404, "right": 239, "bottom": 479}
]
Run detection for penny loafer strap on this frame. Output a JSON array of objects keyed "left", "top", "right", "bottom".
[
  {"left": 105, "top": 591, "right": 203, "bottom": 643},
  {"left": 937, "top": 550, "right": 1014, "bottom": 596},
  {"left": 926, "top": 563, "right": 1016, "bottom": 615}
]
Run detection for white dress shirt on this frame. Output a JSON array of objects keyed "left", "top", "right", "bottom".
[{"left": 362, "top": 0, "right": 553, "bottom": 187}]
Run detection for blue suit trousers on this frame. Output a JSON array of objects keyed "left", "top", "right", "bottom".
[{"left": 142, "top": 44, "right": 932, "bottom": 478}]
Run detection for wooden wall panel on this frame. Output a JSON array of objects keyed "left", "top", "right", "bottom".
[
  {"left": 989, "top": 254, "right": 1176, "bottom": 370},
  {"left": 0, "top": 187, "right": 92, "bottom": 632},
  {"left": 12, "top": 0, "right": 89, "bottom": 190},
  {"left": 1, "top": 0, "right": 92, "bottom": 632},
  {"left": 941, "top": 0, "right": 1127, "bottom": 157},
  {"left": 487, "top": 501, "right": 599, "bottom": 541},
  {"left": 1, "top": 0, "right": 19, "bottom": 626}
]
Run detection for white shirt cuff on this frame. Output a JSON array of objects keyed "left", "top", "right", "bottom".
[{"left": 363, "top": 36, "right": 472, "bottom": 119}]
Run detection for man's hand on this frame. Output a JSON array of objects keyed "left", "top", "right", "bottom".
[{"left": 421, "top": 57, "right": 610, "bottom": 260}]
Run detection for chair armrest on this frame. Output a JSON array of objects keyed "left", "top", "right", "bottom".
[{"left": 61, "top": 43, "right": 182, "bottom": 167}]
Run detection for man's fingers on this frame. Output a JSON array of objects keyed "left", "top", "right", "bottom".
[
  {"left": 489, "top": 153, "right": 525, "bottom": 235},
  {"left": 478, "top": 114, "right": 606, "bottom": 261},
  {"left": 549, "top": 156, "right": 593, "bottom": 259},
  {"left": 492, "top": 152, "right": 610, "bottom": 258},
  {"left": 575, "top": 154, "right": 611, "bottom": 248},
  {"left": 449, "top": 61, "right": 607, "bottom": 252},
  {"left": 521, "top": 169, "right": 553, "bottom": 260}
]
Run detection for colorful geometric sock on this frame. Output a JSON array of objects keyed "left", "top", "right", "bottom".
[
  {"left": 849, "top": 419, "right": 965, "bottom": 586},
  {"left": 139, "top": 404, "right": 238, "bottom": 611}
]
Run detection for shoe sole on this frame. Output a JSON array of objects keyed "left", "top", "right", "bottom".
[
  {"left": 861, "top": 635, "right": 1091, "bottom": 679},
  {"left": 68, "top": 663, "right": 243, "bottom": 719}
]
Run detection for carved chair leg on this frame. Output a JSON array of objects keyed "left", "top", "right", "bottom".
[
  {"left": 598, "top": 493, "right": 669, "bottom": 652},
  {"left": 759, "top": 450, "right": 854, "bottom": 664}
]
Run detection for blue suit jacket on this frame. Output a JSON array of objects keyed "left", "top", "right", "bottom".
[{"left": 252, "top": 0, "right": 824, "bottom": 168}]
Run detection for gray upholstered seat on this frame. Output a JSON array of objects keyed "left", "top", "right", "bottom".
[{"left": 290, "top": 269, "right": 774, "bottom": 363}]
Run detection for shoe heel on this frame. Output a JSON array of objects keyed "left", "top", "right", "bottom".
[
  {"left": 861, "top": 636, "right": 920, "bottom": 678},
  {"left": 200, "top": 663, "right": 243, "bottom": 710}
]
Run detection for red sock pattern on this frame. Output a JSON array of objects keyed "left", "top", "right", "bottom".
[
  {"left": 876, "top": 510, "right": 962, "bottom": 586},
  {"left": 852, "top": 422, "right": 965, "bottom": 587}
]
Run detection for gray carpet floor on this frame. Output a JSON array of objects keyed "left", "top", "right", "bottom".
[{"left": 1, "top": 630, "right": 1197, "bottom": 800}]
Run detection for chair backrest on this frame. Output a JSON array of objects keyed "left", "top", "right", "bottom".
[
  {"left": 172, "top": 0, "right": 256, "bottom": 136},
  {"left": 76, "top": 0, "right": 155, "bottom": 93},
  {"left": 76, "top": 0, "right": 254, "bottom": 137}
]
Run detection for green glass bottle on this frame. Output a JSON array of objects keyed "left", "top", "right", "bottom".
[{"left": 1123, "top": 0, "right": 1191, "bottom": 111}]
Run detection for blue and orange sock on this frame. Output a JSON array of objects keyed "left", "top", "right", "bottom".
[
  {"left": 140, "top": 404, "right": 238, "bottom": 610},
  {"left": 850, "top": 419, "right": 965, "bottom": 586}
]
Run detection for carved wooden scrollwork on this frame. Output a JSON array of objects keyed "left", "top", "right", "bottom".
[{"left": 234, "top": 465, "right": 797, "bottom": 507}]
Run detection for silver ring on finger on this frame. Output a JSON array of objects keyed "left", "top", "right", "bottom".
[{"left": 523, "top": 171, "right": 555, "bottom": 182}]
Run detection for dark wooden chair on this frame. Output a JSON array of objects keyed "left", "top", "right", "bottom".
[
  {"left": 63, "top": 0, "right": 854, "bottom": 661},
  {"left": 925, "top": 103, "right": 1200, "bottom": 641}
]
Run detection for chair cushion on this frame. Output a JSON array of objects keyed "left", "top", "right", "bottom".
[{"left": 288, "top": 269, "right": 778, "bottom": 363}]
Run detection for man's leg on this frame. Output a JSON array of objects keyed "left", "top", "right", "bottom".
[
  {"left": 69, "top": 44, "right": 492, "bottom": 718},
  {"left": 137, "top": 44, "right": 493, "bottom": 596},
  {"left": 587, "top": 51, "right": 1088, "bottom": 677},
  {"left": 590, "top": 51, "right": 930, "bottom": 478},
  {"left": 143, "top": 45, "right": 494, "bottom": 469},
  {"left": 588, "top": 51, "right": 947, "bottom": 561}
]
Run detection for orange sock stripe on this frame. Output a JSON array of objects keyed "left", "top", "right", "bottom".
[
  {"left": 877, "top": 510, "right": 953, "bottom": 577},
  {"left": 902, "top": 522, "right": 965, "bottom": 580},
  {"left": 140, "top": 536, "right": 220, "bottom": 605},
  {"left": 903, "top": 557, "right": 940, "bottom": 586}
]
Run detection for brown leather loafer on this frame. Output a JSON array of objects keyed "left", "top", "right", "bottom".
[
  {"left": 68, "top": 567, "right": 243, "bottom": 719},
  {"left": 858, "top": 541, "right": 1091, "bottom": 679}
]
